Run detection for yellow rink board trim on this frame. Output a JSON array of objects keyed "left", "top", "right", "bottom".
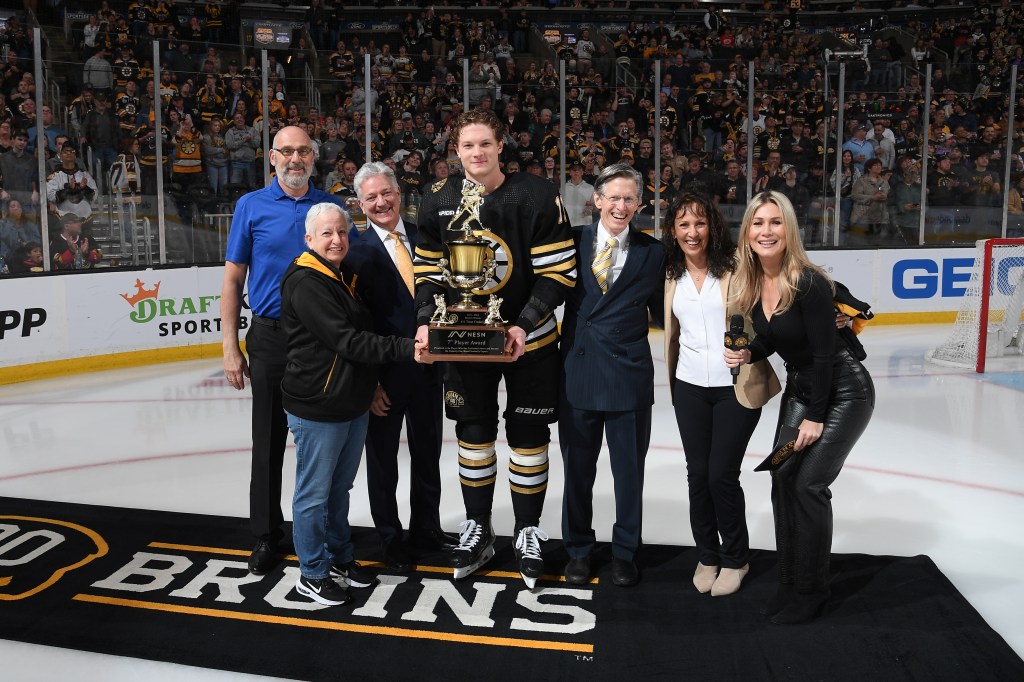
[
  {"left": 0, "top": 342, "right": 230, "bottom": 385},
  {"left": 72, "top": 593, "right": 594, "bottom": 653},
  {"left": 2, "top": 311, "right": 957, "bottom": 385}
]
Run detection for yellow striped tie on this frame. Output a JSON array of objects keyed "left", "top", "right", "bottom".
[
  {"left": 591, "top": 238, "right": 616, "bottom": 294},
  {"left": 389, "top": 231, "right": 415, "bottom": 297}
]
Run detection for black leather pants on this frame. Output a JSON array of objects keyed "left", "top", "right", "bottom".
[{"left": 771, "top": 350, "right": 875, "bottom": 592}]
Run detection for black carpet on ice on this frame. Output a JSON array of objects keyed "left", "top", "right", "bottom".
[{"left": 0, "top": 496, "right": 1020, "bottom": 681}]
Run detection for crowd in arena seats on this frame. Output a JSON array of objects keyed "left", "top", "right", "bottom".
[{"left": 3, "top": 0, "right": 1024, "bottom": 273}]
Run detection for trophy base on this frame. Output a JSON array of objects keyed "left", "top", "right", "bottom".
[{"left": 426, "top": 324, "right": 513, "bottom": 362}]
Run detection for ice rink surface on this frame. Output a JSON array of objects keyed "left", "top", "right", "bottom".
[{"left": 2, "top": 324, "right": 1022, "bottom": 680}]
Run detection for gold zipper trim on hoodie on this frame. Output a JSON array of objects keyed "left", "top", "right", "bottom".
[{"left": 323, "top": 354, "right": 338, "bottom": 393}]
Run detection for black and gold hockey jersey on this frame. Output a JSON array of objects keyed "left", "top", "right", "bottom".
[{"left": 414, "top": 173, "right": 576, "bottom": 354}]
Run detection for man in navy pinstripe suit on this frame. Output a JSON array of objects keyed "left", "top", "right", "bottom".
[{"left": 559, "top": 163, "right": 666, "bottom": 587}]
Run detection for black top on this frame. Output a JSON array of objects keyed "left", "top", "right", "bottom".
[
  {"left": 748, "top": 268, "right": 837, "bottom": 422},
  {"left": 280, "top": 250, "right": 415, "bottom": 422}
]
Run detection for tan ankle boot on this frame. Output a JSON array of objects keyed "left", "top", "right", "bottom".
[
  {"left": 711, "top": 564, "right": 749, "bottom": 597},
  {"left": 693, "top": 563, "right": 719, "bottom": 593}
]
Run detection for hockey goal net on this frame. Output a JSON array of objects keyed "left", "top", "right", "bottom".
[{"left": 927, "top": 238, "right": 1024, "bottom": 373}]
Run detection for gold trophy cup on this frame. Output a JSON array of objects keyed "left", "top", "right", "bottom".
[{"left": 426, "top": 182, "right": 512, "bottom": 361}]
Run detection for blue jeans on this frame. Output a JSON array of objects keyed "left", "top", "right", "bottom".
[
  {"left": 230, "top": 160, "right": 256, "bottom": 189},
  {"left": 207, "top": 165, "right": 228, "bottom": 196},
  {"left": 287, "top": 410, "right": 369, "bottom": 580}
]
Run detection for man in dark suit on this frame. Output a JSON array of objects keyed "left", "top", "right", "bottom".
[
  {"left": 346, "top": 162, "right": 455, "bottom": 572},
  {"left": 559, "top": 163, "right": 665, "bottom": 587}
]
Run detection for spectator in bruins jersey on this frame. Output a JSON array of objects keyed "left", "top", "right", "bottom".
[
  {"left": 413, "top": 108, "right": 576, "bottom": 589},
  {"left": 328, "top": 41, "right": 356, "bottom": 93},
  {"left": 322, "top": 156, "right": 346, "bottom": 192},
  {"left": 172, "top": 115, "right": 203, "bottom": 186},
  {"left": 204, "top": 0, "right": 224, "bottom": 45},
  {"left": 613, "top": 32, "right": 637, "bottom": 63},
  {"left": 639, "top": 165, "right": 674, "bottom": 221},
  {"left": 113, "top": 80, "right": 141, "bottom": 136},
  {"left": 396, "top": 150, "right": 426, "bottom": 196},
  {"left": 110, "top": 136, "right": 143, "bottom": 198},
  {"left": 754, "top": 115, "right": 784, "bottom": 164},
  {"left": 197, "top": 85, "right": 225, "bottom": 126},
  {"left": 112, "top": 46, "right": 140, "bottom": 91},
  {"left": 46, "top": 145, "right": 97, "bottom": 222},
  {"left": 540, "top": 119, "right": 563, "bottom": 161},
  {"left": 927, "top": 154, "right": 963, "bottom": 207},
  {"left": 608, "top": 122, "right": 638, "bottom": 163},
  {"left": 509, "top": 130, "right": 540, "bottom": 168},
  {"left": 135, "top": 121, "right": 169, "bottom": 196},
  {"left": 329, "top": 158, "right": 358, "bottom": 203}
]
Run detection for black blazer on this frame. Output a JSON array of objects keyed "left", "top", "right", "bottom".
[{"left": 347, "top": 222, "right": 437, "bottom": 401}]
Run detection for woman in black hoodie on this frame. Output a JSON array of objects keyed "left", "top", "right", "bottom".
[{"left": 280, "top": 202, "right": 429, "bottom": 607}]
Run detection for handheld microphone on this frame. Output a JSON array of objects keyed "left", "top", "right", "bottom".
[{"left": 724, "top": 314, "right": 748, "bottom": 385}]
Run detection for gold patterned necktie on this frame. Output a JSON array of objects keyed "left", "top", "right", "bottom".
[
  {"left": 591, "top": 237, "right": 616, "bottom": 294},
  {"left": 389, "top": 231, "right": 415, "bottom": 297}
]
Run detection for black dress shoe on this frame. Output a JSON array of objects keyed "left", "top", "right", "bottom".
[
  {"left": 408, "top": 528, "right": 459, "bottom": 551},
  {"left": 564, "top": 555, "right": 591, "bottom": 585},
  {"left": 611, "top": 557, "right": 639, "bottom": 587},
  {"left": 381, "top": 539, "right": 414, "bottom": 573},
  {"left": 248, "top": 540, "right": 277, "bottom": 575}
]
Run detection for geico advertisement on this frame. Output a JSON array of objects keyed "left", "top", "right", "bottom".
[
  {"left": 2, "top": 268, "right": 251, "bottom": 366},
  {"left": 877, "top": 247, "right": 998, "bottom": 312}
]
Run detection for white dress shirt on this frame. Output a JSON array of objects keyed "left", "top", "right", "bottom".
[{"left": 671, "top": 273, "right": 733, "bottom": 387}]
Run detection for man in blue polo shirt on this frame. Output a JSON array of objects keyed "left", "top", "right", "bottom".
[
  {"left": 842, "top": 124, "right": 875, "bottom": 174},
  {"left": 221, "top": 125, "right": 346, "bottom": 575}
]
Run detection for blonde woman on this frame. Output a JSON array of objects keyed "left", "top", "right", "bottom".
[{"left": 725, "top": 191, "right": 874, "bottom": 624}]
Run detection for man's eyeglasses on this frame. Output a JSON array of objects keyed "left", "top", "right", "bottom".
[
  {"left": 274, "top": 147, "right": 315, "bottom": 159},
  {"left": 602, "top": 195, "right": 639, "bottom": 207}
]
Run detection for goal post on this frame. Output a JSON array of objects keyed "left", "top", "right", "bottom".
[{"left": 927, "top": 238, "right": 1024, "bottom": 373}]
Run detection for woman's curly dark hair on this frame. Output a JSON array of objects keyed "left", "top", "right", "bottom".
[{"left": 661, "top": 190, "right": 736, "bottom": 281}]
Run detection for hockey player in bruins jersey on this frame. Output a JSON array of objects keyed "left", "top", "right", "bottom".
[{"left": 414, "top": 109, "right": 577, "bottom": 588}]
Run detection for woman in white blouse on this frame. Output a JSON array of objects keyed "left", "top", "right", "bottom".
[{"left": 662, "top": 191, "right": 780, "bottom": 597}]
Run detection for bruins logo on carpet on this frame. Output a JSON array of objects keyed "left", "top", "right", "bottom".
[
  {"left": 0, "top": 497, "right": 1016, "bottom": 681},
  {"left": 0, "top": 497, "right": 597, "bottom": 668}
]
